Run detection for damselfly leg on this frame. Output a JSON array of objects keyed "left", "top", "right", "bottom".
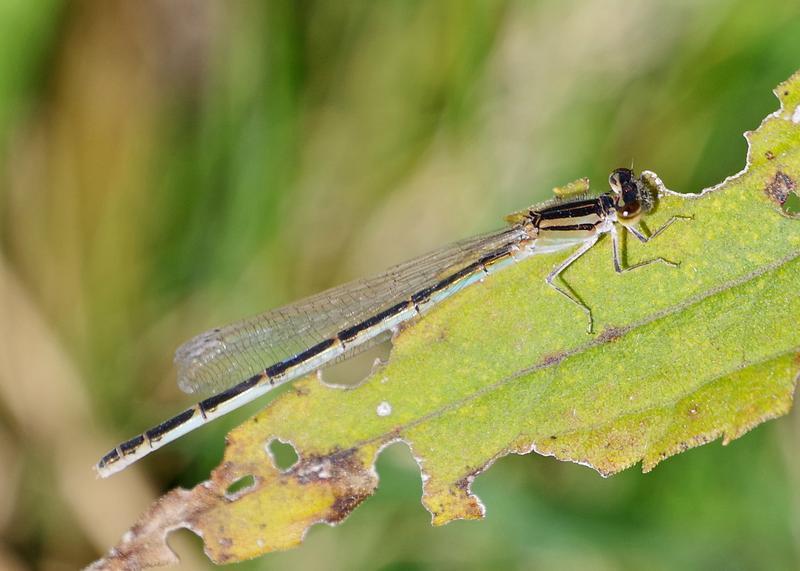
[
  {"left": 628, "top": 215, "right": 693, "bottom": 243},
  {"left": 612, "top": 215, "right": 693, "bottom": 274},
  {"left": 548, "top": 215, "right": 690, "bottom": 334},
  {"left": 545, "top": 235, "right": 600, "bottom": 333}
]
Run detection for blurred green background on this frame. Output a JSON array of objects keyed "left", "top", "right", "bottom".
[{"left": 1, "top": 1, "right": 800, "bottom": 569}]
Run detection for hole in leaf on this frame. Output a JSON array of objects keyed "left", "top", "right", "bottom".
[
  {"left": 764, "top": 170, "right": 798, "bottom": 215},
  {"left": 321, "top": 340, "right": 391, "bottom": 387},
  {"left": 266, "top": 438, "right": 299, "bottom": 471},
  {"left": 225, "top": 474, "right": 256, "bottom": 498},
  {"left": 166, "top": 528, "right": 206, "bottom": 562},
  {"left": 783, "top": 192, "right": 800, "bottom": 216}
]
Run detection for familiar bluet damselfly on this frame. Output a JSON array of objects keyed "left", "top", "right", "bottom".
[{"left": 96, "top": 168, "right": 686, "bottom": 477}]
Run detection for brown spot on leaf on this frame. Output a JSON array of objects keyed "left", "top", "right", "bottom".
[
  {"left": 455, "top": 474, "right": 472, "bottom": 494},
  {"left": 328, "top": 491, "right": 371, "bottom": 523},
  {"left": 455, "top": 463, "right": 487, "bottom": 496},
  {"left": 288, "top": 447, "right": 379, "bottom": 526},
  {"left": 292, "top": 447, "right": 362, "bottom": 485},
  {"left": 764, "top": 171, "right": 796, "bottom": 206},
  {"left": 445, "top": 469, "right": 486, "bottom": 520}
]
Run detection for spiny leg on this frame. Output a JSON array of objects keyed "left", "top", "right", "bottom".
[
  {"left": 610, "top": 224, "right": 679, "bottom": 274},
  {"left": 629, "top": 215, "right": 693, "bottom": 243},
  {"left": 545, "top": 235, "right": 599, "bottom": 334}
]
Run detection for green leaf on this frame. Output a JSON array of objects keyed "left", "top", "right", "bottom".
[{"left": 90, "top": 71, "right": 800, "bottom": 568}]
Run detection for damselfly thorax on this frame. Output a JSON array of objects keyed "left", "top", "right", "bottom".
[{"left": 96, "top": 168, "right": 687, "bottom": 477}]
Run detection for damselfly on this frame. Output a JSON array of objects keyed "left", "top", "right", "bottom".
[{"left": 96, "top": 168, "right": 686, "bottom": 477}]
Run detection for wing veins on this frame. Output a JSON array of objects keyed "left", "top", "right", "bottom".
[{"left": 175, "top": 225, "right": 526, "bottom": 394}]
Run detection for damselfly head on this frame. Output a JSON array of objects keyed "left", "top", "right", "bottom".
[
  {"left": 609, "top": 167, "right": 655, "bottom": 225},
  {"left": 608, "top": 168, "right": 634, "bottom": 193}
]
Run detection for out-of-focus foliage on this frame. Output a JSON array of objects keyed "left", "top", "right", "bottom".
[{"left": 2, "top": 1, "right": 800, "bottom": 569}]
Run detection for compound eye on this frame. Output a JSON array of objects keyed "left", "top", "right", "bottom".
[
  {"left": 618, "top": 199, "right": 641, "bottom": 219},
  {"left": 609, "top": 168, "right": 634, "bottom": 193}
]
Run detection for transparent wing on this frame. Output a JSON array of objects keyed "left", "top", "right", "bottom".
[{"left": 175, "top": 225, "right": 528, "bottom": 394}]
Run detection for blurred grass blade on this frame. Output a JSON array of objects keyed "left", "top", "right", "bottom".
[{"left": 90, "top": 71, "right": 800, "bottom": 568}]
